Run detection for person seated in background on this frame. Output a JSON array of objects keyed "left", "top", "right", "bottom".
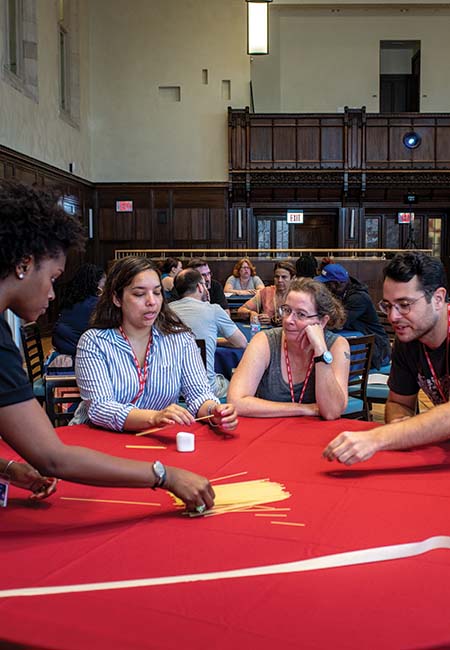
[
  {"left": 315, "top": 262, "right": 390, "bottom": 370},
  {"left": 224, "top": 258, "right": 265, "bottom": 295},
  {"left": 237, "top": 261, "right": 296, "bottom": 326},
  {"left": 74, "top": 256, "right": 238, "bottom": 434},
  {"left": 50, "top": 263, "right": 105, "bottom": 366},
  {"left": 228, "top": 278, "right": 349, "bottom": 419},
  {"left": 0, "top": 182, "right": 214, "bottom": 511},
  {"left": 186, "top": 257, "right": 230, "bottom": 314},
  {"left": 161, "top": 257, "right": 183, "bottom": 302},
  {"left": 318, "top": 257, "right": 333, "bottom": 273},
  {"left": 171, "top": 269, "right": 247, "bottom": 398},
  {"left": 323, "top": 252, "right": 450, "bottom": 466},
  {"left": 295, "top": 254, "right": 318, "bottom": 279}
]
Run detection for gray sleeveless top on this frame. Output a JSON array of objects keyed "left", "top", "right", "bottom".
[{"left": 256, "top": 328, "right": 340, "bottom": 403}]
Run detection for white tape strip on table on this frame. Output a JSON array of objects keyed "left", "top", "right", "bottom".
[{"left": 1, "top": 535, "right": 449, "bottom": 599}]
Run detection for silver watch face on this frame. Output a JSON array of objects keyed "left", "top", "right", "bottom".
[
  {"left": 153, "top": 460, "right": 165, "bottom": 481},
  {"left": 323, "top": 350, "right": 333, "bottom": 364}
]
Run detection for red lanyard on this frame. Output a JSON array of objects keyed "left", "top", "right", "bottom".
[
  {"left": 119, "top": 326, "right": 152, "bottom": 404},
  {"left": 283, "top": 338, "right": 314, "bottom": 404},
  {"left": 422, "top": 304, "right": 450, "bottom": 404}
]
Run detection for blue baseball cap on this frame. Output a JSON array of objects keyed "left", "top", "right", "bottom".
[{"left": 315, "top": 263, "right": 349, "bottom": 283}]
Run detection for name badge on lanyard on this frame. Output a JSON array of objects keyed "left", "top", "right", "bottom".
[{"left": 0, "top": 479, "right": 9, "bottom": 507}]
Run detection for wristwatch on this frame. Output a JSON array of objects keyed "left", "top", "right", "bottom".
[
  {"left": 314, "top": 350, "right": 333, "bottom": 365},
  {"left": 151, "top": 460, "right": 167, "bottom": 489}
]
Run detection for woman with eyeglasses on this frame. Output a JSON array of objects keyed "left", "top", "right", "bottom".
[{"left": 228, "top": 278, "right": 350, "bottom": 420}]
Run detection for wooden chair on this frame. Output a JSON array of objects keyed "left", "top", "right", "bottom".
[
  {"left": 343, "top": 334, "right": 375, "bottom": 421},
  {"left": 195, "top": 339, "right": 207, "bottom": 368},
  {"left": 19, "top": 321, "right": 45, "bottom": 404},
  {"left": 45, "top": 373, "right": 81, "bottom": 427}
]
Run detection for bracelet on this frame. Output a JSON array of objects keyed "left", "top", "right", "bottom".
[
  {"left": 207, "top": 403, "right": 219, "bottom": 427},
  {"left": 1, "top": 460, "right": 15, "bottom": 477}
]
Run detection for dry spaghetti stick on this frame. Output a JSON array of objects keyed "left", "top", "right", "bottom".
[
  {"left": 61, "top": 497, "right": 161, "bottom": 507},
  {"left": 135, "top": 414, "right": 213, "bottom": 437},
  {"left": 210, "top": 471, "right": 248, "bottom": 483},
  {"left": 270, "top": 521, "right": 305, "bottom": 527},
  {"left": 254, "top": 514, "right": 287, "bottom": 518},
  {"left": 125, "top": 445, "right": 167, "bottom": 450}
]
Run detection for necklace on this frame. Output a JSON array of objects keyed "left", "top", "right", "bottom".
[
  {"left": 283, "top": 337, "right": 314, "bottom": 404},
  {"left": 422, "top": 304, "right": 450, "bottom": 404},
  {"left": 119, "top": 326, "right": 153, "bottom": 404}
]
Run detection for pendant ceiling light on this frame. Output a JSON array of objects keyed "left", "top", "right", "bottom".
[{"left": 246, "top": 0, "right": 273, "bottom": 55}]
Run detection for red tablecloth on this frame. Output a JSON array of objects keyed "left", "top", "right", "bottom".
[{"left": 1, "top": 417, "right": 450, "bottom": 650}]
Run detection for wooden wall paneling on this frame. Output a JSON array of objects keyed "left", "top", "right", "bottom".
[
  {"left": 173, "top": 208, "right": 191, "bottom": 243},
  {"left": 389, "top": 126, "right": 413, "bottom": 166},
  {"left": 273, "top": 120, "right": 296, "bottom": 169},
  {"left": 411, "top": 126, "right": 435, "bottom": 166},
  {"left": 210, "top": 208, "right": 227, "bottom": 243},
  {"left": 250, "top": 119, "right": 273, "bottom": 168},
  {"left": 436, "top": 122, "right": 450, "bottom": 168},
  {"left": 98, "top": 208, "right": 135, "bottom": 241},
  {"left": 297, "top": 122, "right": 320, "bottom": 167},
  {"left": 291, "top": 211, "right": 338, "bottom": 249},
  {"left": 320, "top": 119, "right": 344, "bottom": 168},
  {"left": 15, "top": 165, "right": 38, "bottom": 185},
  {"left": 191, "top": 208, "right": 209, "bottom": 241},
  {"left": 365, "top": 119, "right": 388, "bottom": 168},
  {"left": 135, "top": 208, "right": 152, "bottom": 241}
]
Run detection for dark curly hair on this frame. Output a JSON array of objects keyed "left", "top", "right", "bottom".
[
  {"left": 59, "top": 263, "right": 105, "bottom": 310},
  {"left": 287, "top": 278, "right": 346, "bottom": 329},
  {"left": 0, "top": 181, "right": 85, "bottom": 279},
  {"left": 383, "top": 251, "right": 448, "bottom": 299},
  {"left": 91, "top": 256, "right": 190, "bottom": 335}
]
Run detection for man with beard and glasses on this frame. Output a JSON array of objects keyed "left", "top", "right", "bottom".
[
  {"left": 171, "top": 269, "right": 247, "bottom": 398},
  {"left": 323, "top": 252, "right": 450, "bottom": 466}
]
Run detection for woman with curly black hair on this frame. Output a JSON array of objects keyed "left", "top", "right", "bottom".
[
  {"left": 0, "top": 182, "right": 216, "bottom": 511},
  {"left": 52, "top": 263, "right": 105, "bottom": 358}
]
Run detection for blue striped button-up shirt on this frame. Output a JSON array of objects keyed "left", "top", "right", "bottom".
[{"left": 73, "top": 326, "right": 217, "bottom": 431}]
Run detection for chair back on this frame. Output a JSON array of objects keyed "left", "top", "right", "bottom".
[
  {"left": 343, "top": 334, "right": 375, "bottom": 420},
  {"left": 45, "top": 374, "right": 81, "bottom": 426},
  {"left": 19, "top": 322, "right": 45, "bottom": 396},
  {"left": 195, "top": 339, "right": 207, "bottom": 368}
]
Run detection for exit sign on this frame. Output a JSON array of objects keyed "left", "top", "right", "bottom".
[
  {"left": 116, "top": 201, "right": 133, "bottom": 213},
  {"left": 287, "top": 210, "right": 304, "bottom": 224}
]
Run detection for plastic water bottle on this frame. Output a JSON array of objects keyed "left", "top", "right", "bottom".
[{"left": 250, "top": 314, "right": 261, "bottom": 337}]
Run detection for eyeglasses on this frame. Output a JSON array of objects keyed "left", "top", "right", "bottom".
[
  {"left": 279, "top": 305, "right": 319, "bottom": 321},
  {"left": 378, "top": 293, "right": 427, "bottom": 316}
]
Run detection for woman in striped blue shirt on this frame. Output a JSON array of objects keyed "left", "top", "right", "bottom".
[{"left": 74, "top": 257, "right": 238, "bottom": 433}]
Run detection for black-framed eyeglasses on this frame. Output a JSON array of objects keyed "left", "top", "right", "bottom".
[
  {"left": 279, "top": 305, "right": 319, "bottom": 321},
  {"left": 378, "top": 293, "right": 427, "bottom": 316}
]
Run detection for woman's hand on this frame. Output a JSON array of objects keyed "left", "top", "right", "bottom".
[
  {"left": 165, "top": 466, "right": 215, "bottom": 512},
  {"left": 150, "top": 404, "right": 195, "bottom": 428},
  {"left": 209, "top": 403, "right": 238, "bottom": 433},
  {"left": 7, "top": 462, "right": 57, "bottom": 500},
  {"left": 258, "top": 312, "right": 271, "bottom": 325},
  {"left": 303, "top": 323, "right": 327, "bottom": 355}
]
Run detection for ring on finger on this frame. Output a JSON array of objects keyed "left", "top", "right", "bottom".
[{"left": 196, "top": 503, "right": 206, "bottom": 514}]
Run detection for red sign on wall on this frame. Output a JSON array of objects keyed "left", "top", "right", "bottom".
[
  {"left": 116, "top": 201, "right": 133, "bottom": 213},
  {"left": 398, "top": 212, "right": 414, "bottom": 224}
]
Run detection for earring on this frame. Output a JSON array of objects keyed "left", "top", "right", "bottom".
[{"left": 17, "top": 273, "right": 24, "bottom": 280}]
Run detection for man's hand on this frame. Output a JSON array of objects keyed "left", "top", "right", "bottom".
[
  {"left": 7, "top": 462, "right": 57, "bottom": 500},
  {"left": 210, "top": 403, "right": 238, "bottom": 433},
  {"left": 322, "top": 430, "right": 381, "bottom": 465},
  {"left": 164, "top": 466, "right": 215, "bottom": 512}
]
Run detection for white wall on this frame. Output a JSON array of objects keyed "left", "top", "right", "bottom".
[
  {"left": 0, "top": 0, "right": 92, "bottom": 179},
  {"left": 253, "top": 6, "right": 450, "bottom": 113},
  {"left": 88, "top": 0, "right": 250, "bottom": 182}
]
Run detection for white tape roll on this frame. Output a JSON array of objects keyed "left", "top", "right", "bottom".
[{"left": 176, "top": 431, "right": 195, "bottom": 452}]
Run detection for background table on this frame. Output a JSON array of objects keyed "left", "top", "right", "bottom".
[{"left": 2, "top": 417, "right": 450, "bottom": 649}]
